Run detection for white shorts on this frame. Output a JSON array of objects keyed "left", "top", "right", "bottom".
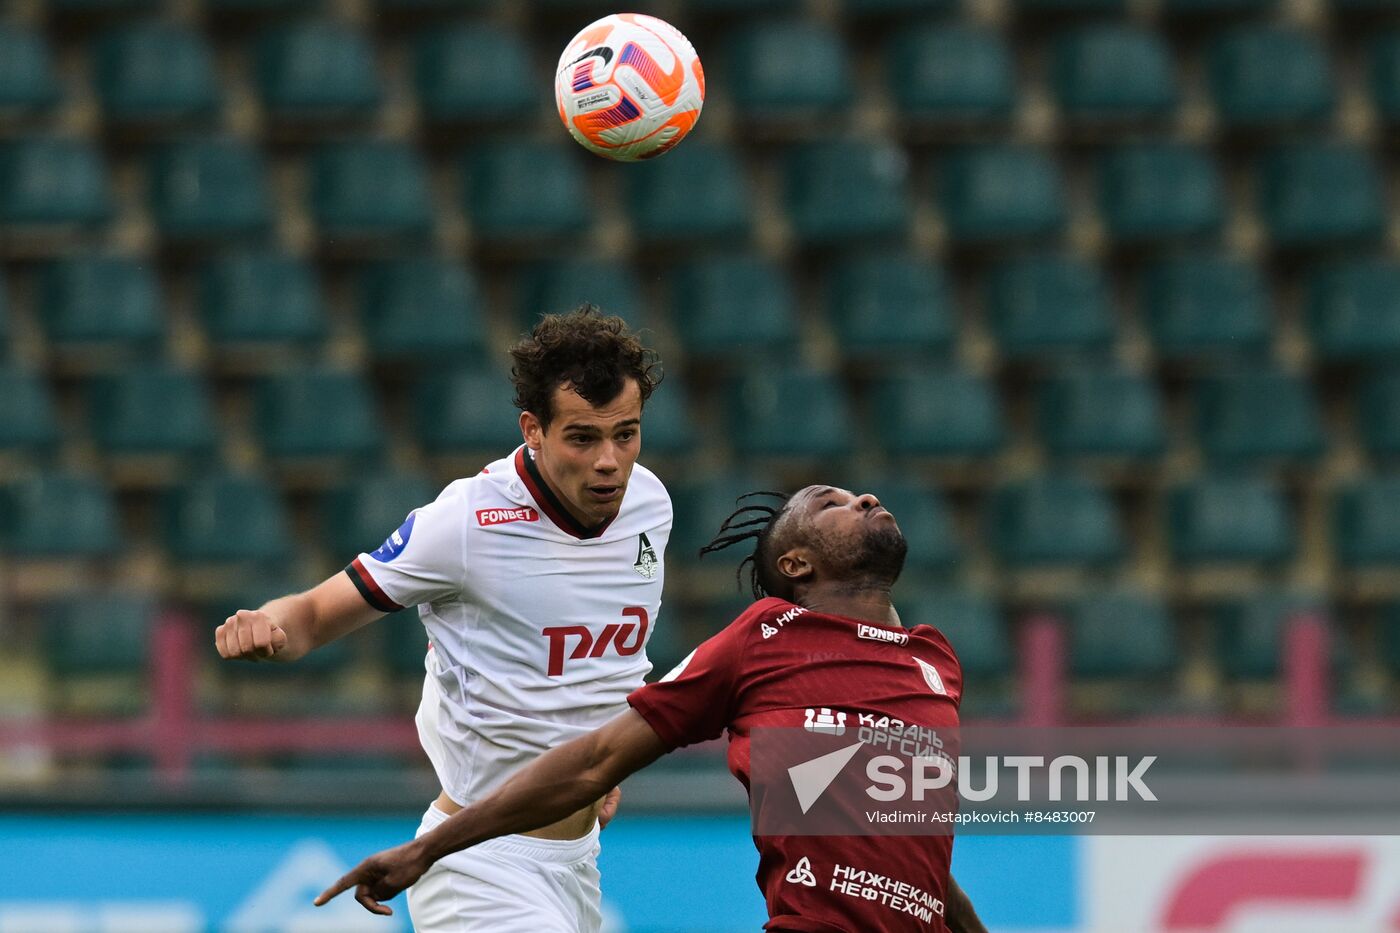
[{"left": 406, "top": 804, "right": 603, "bottom": 933}]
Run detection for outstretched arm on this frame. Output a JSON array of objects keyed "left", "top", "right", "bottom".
[
  {"left": 315, "top": 708, "right": 668, "bottom": 915},
  {"left": 214, "top": 573, "right": 383, "bottom": 663},
  {"left": 946, "top": 874, "right": 989, "bottom": 933}
]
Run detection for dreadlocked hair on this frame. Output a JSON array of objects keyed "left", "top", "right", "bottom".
[{"left": 698, "top": 491, "right": 791, "bottom": 600}]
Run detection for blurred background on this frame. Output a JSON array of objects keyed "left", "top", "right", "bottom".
[{"left": 1, "top": 0, "right": 1399, "bottom": 928}]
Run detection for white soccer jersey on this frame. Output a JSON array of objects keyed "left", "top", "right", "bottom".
[{"left": 346, "top": 445, "right": 671, "bottom": 807}]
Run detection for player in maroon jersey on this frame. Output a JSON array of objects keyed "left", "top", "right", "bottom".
[{"left": 317, "top": 484, "right": 988, "bottom": 933}]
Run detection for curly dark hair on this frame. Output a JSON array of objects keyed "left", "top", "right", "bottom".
[
  {"left": 699, "top": 491, "right": 793, "bottom": 600},
  {"left": 509, "top": 305, "right": 662, "bottom": 428}
]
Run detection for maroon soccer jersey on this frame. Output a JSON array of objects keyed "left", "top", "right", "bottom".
[{"left": 627, "top": 596, "right": 964, "bottom": 933}]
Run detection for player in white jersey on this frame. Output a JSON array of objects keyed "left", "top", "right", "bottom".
[{"left": 214, "top": 308, "right": 671, "bottom": 932}]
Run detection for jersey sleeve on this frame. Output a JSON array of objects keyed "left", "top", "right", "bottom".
[
  {"left": 627, "top": 612, "right": 755, "bottom": 750},
  {"left": 344, "top": 483, "right": 465, "bottom": 612}
]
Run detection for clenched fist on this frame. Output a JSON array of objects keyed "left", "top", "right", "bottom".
[{"left": 215, "top": 609, "right": 289, "bottom": 661}]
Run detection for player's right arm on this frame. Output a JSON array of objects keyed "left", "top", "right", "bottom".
[
  {"left": 216, "top": 482, "right": 468, "bottom": 663},
  {"left": 316, "top": 708, "right": 668, "bottom": 914},
  {"left": 214, "top": 573, "right": 383, "bottom": 663}
]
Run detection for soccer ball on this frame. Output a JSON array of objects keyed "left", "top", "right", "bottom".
[{"left": 555, "top": 13, "right": 705, "bottom": 162}]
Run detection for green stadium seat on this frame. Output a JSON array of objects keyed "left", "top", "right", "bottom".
[
  {"left": 1209, "top": 27, "right": 1334, "bottom": 130},
  {"left": 828, "top": 255, "right": 955, "bottom": 362},
  {"left": 1098, "top": 144, "right": 1224, "bottom": 244},
  {"left": 888, "top": 24, "right": 1014, "bottom": 126},
  {"left": 1335, "top": 477, "right": 1400, "bottom": 566},
  {"left": 1168, "top": 474, "right": 1293, "bottom": 564},
  {"left": 686, "top": 0, "right": 801, "bottom": 10},
  {"left": 0, "top": 138, "right": 111, "bottom": 226},
  {"left": 1037, "top": 367, "right": 1166, "bottom": 459},
  {"left": 1371, "top": 34, "right": 1400, "bottom": 127},
  {"left": 854, "top": 473, "right": 960, "bottom": 571},
  {"left": 0, "top": 26, "right": 60, "bottom": 113},
  {"left": 1142, "top": 255, "right": 1271, "bottom": 361},
  {"left": 361, "top": 258, "right": 486, "bottom": 362},
  {"left": 986, "top": 255, "right": 1115, "bottom": 359},
  {"left": 1013, "top": 0, "right": 1127, "bottom": 15},
  {"left": 900, "top": 588, "right": 1010, "bottom": 678},
  {"left": 871, "top": 370, "right": 1005, "bottom": 458},
  {"left": 1194, "top": 369, "right": 1325, "bottom": 464},
  {"left": 206, "top": 0, "right": 314, "bottom": 13},
  {"left": 729, "top": 366, "right": 854, "bottom": 458},
  {"left": 38, "top": 256, "right": 163, "bottom": 349},
  {"left": 728, "top": 21, "right": 851, "bottom": 120},
  {"left": 1259, "top": 144, "right": 1383, "bottom": 249},
  {"left": 165, "top": 471, "right": 290, "bottom": 563},
  {"left": 310, "top": 142, "right": 432, "bottom": 241},
  {"left": 464, "top": 141, "right": 589, "bottom": 242},
  {"left": 940, "top": 145, "right": 1067, "bottom": 245},
  {"left": 95, "top": 22, "right": 219, "bottom": 126},
  {"left": 638, "top": 382, "right": 693, "bottom": 457},
  {"left": 42, "top": 595, "right": 153, "bottom": 678},
  {"left": 87, "top": 366, "right": 217, "bottom": 456},
  {"left": 384, "top": 610, "right": 430, "bottom": 678},
  {"left": 848, "top": 0, "right": 956, "bottom": 14},
  {"left": 1306, "top": 260, "right": 1400, "bottom": 361},
  {"left": 200, "top": 252, "right": 327, "bottom": 348},
  {"left": 786, "top": 141, "right": 910, "bottom": 245},
  {"left": 322, "top": 470, "right": 438, "bottom": 562},
  {"left": 1378, "top": 606, "right": 1400, "bottom": 678},
  {"left": 414, "top": 366, "right": 522, "bottom": 454},
  {"left": 519, "top": 259, "right": 642, "bottom": 332},
  {"left": 1360, "top": 372, "right": 1400, "bottom": 458},
  {"left": 257, "top": 367, "right": 383, "bottom": 460},
  {"left": 626, "top": 142, "right": 750, "bottom": 243},
  {"left": 1162, "top": 0, "right": 1277, "bottom": 17},
  {"left": 668, "top": 471, "right": 784, "bottom": 563},
  {"left": 1214, "top": 594, "right": 1325, "bottom": 679},
  {"left": 149, "top": 139, "right": 271, "bottom": 242},
  {"left": 1069, "top": 590, "right": 1178, "bottom": 677},
  {"left": 1052, "top": 26, "right": 1177, "bottom": 125},
  {"left": 255, "top": 20, "right": 381, "bottom": 120},
  {"left": 1335, "top": 0, "right": 1400, "bottom": 14},
  {"left": 989, "top": 475, "right": 1123, "bottom": 567},
  {"left": 415, "top": 23, "right": 535, "bottom": 124},
  {"left": 50, "top": 0, "right": 157, "bottom": 13},
  {"left": 0, "top": 366, "right": 58, "bottom": 453},
  {"left": 0, "top": 472, "right": 120, "bottom": 557},
  {"left": 671, "top": 256, "right": 798, "bottom": 359}
]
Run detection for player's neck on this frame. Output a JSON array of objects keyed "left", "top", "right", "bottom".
[{"left": 798, "top": 581, "right": 899, "bottom": 628}]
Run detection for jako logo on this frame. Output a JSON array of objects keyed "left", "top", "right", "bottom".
[
  {"left": 542, "top": 607, "right": 649, "bottom": 675},
  {"left": 477, "top": 507, "right": 540, "bottom": 526}
]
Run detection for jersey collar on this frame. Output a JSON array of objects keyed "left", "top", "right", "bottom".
[{"left": 514, "top": 446, "right": 617, "bottom": 540}]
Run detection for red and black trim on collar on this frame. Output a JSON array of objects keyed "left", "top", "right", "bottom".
[
  {"left": 514, "top": 446, "right": 616, "bottom": 540},
  {"left": 345, "top": 558, "right": 405, "bottom": 613}
]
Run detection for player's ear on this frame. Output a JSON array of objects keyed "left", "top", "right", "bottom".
[
  {"left": 520, "top": 410, "right": 543, "bottom": 450},
  {"left": 775, "top": 548, "right": 814, "bottom": 584}
]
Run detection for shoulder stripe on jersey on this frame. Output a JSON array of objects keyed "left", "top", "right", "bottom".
[
  {"left": 345, "top": 559, "right": 405, "bottom": 613},
  {"left": 514, "top": 446, "right": 616, "bottom": 540}
]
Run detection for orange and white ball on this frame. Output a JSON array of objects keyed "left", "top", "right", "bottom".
[{"left": 555, "top": 14, "right": 705, "bottom": 162}]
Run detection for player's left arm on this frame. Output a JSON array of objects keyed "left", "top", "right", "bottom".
[
  {"left": 314, "top": 708, "right": 667, "bottom": 915},
  {"left": 945, "top": 874, "right": 989, "bottom": 933}
]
